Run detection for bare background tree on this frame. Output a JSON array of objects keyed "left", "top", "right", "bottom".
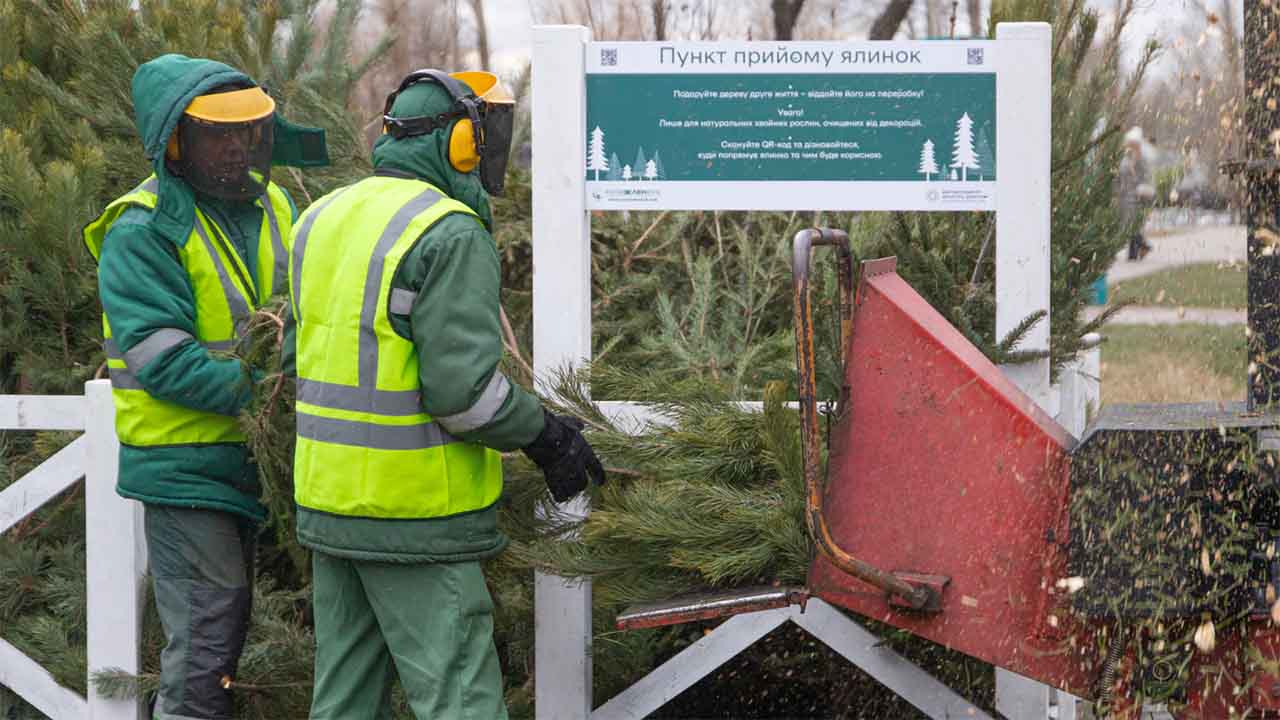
[
  {"left": 470, "top": 0, "right": 492, "bottom": 69},
  {"left": 771, "top": 0, "right": 806, "bottom": 39},
  {"left": 1130, "top": 0, "right": 1243, "bottom": 203},
  {"left": 868, "top": 0, "right": 916, "bottom": 40}
]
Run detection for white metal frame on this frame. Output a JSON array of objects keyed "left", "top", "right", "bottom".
[
  {"left": 0, "top": 380, "right": 146, "bottom": 720},
  {"left": 532, "top": 21, "right": 1102, "bottom": 720}
]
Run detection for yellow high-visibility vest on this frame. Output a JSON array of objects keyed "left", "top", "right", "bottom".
[
  {"left": 289, "top": 176, "right": 502, "bottom": 520},
  {"left": 83, "top": 175, "right": 293, "bottom": 446}
]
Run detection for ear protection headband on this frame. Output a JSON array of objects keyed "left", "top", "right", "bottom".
[{"left": 382, "top": 69, "right": 483, "bottom": 173}]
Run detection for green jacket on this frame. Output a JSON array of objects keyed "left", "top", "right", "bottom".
[
  {"left": 92, "top": 55, "right": 313, "bottom": 521},
  {"left": 290, "top": 82, "right": 545, "bottom": 562}
]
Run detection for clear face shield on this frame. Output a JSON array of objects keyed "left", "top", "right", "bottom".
[{"left": 169, "top": 86, "right": 275, "bottom": 201}]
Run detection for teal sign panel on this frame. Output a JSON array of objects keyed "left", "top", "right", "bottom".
[{"left": 584, "top": 73, "right": 996, "bottom": 184}]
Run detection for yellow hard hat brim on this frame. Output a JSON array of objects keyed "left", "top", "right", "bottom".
[
  {"left": 450, "top": 71, "right": 515, "bottom": 105},
  {"left": 185, "top": 87, "right": 276, "bottom": 123}
]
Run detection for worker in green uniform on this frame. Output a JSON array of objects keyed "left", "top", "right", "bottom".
[
  {"left": 83, "top": 54, "right": 327, "bottom": 720},
  {"left": 288, "top": 69, "right": 605, "bottom": 719}
]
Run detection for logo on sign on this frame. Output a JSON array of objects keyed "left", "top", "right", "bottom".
[
  {"left": 601, "top": 48, "right": 619, "bottom": 66},
  {"left": 967, "top": 48, "right": 984, "bottom": 65}
]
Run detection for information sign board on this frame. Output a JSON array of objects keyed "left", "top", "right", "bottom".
[{"left": 585, "top": 41, "right": 997, "bottom": 210}]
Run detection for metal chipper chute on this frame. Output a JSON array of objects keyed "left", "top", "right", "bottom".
[
  {"left": 617, "top": 228, "right": 1098, "bottom": 697},
  {"left": 791, "top": 229, "right": 1099, "bottom": 699}
]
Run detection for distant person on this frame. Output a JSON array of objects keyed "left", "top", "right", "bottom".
[{"left": 1119, "top": 126, "right": 1155, "bottom": 260}]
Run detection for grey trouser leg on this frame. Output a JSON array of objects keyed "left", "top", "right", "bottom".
[{"left": 145, "top": 505, "right": 255, "bottom": 720}]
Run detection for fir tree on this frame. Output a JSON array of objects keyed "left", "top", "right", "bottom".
[
  {"left": 919, "top": 139, "right": 939, "bottom": 180},
  {"left": 632, "top": 147, "right": 647, "bottom": 181},
  {"left": 950, "top": 112, "right": 979, "bottom": 181},
  {"left": 587, "top": 125, "right": 607, "bottom": 180},
  {"left": 606, "top": 152, "right": 622, "bottom": 181},
  {"left": 651, "top": 148, "right": 666, "bottom": 180},
  {"left": 975, "top": 127, "right": 995, "bottom": 181}
]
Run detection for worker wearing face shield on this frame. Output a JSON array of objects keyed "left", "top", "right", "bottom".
[
  {"left": 286, "top": 69, "right": 605, "bottom": 719},
  {"left": 82, "top": 54, "right": 328, "bottom": 719}
]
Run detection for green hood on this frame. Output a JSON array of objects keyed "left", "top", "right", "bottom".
[
  {"left": 130, "top": 54, "right": 328, "bottom": 245},
  {"left": 370, "top": 82, "right": 493, "bottom": 229}
]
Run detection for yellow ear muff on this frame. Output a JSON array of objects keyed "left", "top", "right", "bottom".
[
  {"left": 448, "top": 118, "right": 480, "bottom": 172},
  {"left": 166, "top": 133, "right": 180, "bottom": 161}
]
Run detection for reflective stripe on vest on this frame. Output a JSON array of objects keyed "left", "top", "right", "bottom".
[
  {"left": 291, "top": 176, "right": 502, "bottom": 520},
  {"left": 83, "top": 174, "right": 294, "bottom": 447}
]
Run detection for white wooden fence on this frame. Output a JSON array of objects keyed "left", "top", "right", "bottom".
[{"left": 1, "top": 381, "right": 145, "bottom": 720}]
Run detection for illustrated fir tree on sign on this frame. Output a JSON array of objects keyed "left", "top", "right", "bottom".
[
  {"left": 622, "top": 164, "right": 633, "bottom": 180},
  {"left": 918, "top": 139, "right": 939, "bottom": 181},
  {"left": 633, "top": 147, "right": 647, "bottom": 181},
  {"left": 644, "top": 158, "right": 657, "bottom": 180},
  {"left": 588, "top": 126, "right": 608, "bottom": 180},
  {"left": 975, "top": 129, "right": 994, "bottom": 182},
  {"left": 950, "top": 112, "right": 980, "bottom": 181},
  {"left": 607, "top": 152, "right": 623, "bottom": 181},
  {"left": 651, "top": 149, "right": 666, "bottom": 180}
]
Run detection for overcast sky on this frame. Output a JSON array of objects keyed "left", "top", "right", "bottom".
[{"left": 478, "top": 0, "right": 1239, "bottom": 78}]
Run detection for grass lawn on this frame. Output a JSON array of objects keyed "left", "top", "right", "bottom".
[
  {"left": 1109, "top": 262, "right": 1245, "bottom": 309},
  {"left": 1099, "top": 323, "right": 1246, "bottom": 404}
]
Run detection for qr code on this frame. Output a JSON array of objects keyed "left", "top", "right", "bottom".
[
  {"left": 601, "top": 48, "right": 618, "bottom": 66},
  {"left": 967, "top": 48, "right": 984, "bottom": 65}
]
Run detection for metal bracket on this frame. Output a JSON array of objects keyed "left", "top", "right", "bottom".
[
  {"left": 615, "top": 586, "right": 810, "bottom": 631},
  {"left": 886, "top": 572, "right": 950, "bottom": 613}
]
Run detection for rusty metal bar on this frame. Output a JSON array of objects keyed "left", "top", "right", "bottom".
[
  {"left": 791, "top": 228, "right": 936, "bottom": 611},
  {"left": 614, "top": 586, "right": 809, "bottom": 631}
]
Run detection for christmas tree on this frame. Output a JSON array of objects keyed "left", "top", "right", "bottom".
[
  {"left": 918, "top": 139, "right": 939, "bottom": 180},
  {"left": 975, "top": 128, "right": 995, "bottom": 181},
  {"left": 950, "top": 112, "right": 979, "bottom": 181},
  {"left": 587, "top": 125, "right": 607, "bottom": 180},
  {"left": 651, "top": 148, "right": 667, "bottom": 180}
]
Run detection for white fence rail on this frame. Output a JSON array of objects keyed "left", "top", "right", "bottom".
[
  {"left": 1, "top": 380, "right": 146, "bottom": 720},
  {"left": 0, "top": 352, "right": 1099, "bottom": 720}
]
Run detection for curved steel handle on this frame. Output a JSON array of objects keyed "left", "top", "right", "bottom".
[{"left": 791, "top": 228, "right": 936, "bottom": 611}]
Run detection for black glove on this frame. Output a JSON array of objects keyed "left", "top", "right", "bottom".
[{"left": 522, "top": 410, "right": 607, "bottom": 502}]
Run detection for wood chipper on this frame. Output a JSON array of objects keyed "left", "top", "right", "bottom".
[
  {"left": 612, "top": 5, "right": 1280, "bottom": 715},
  {"left": 617, "top": 228, "right": 1280, "bottom": 719}
]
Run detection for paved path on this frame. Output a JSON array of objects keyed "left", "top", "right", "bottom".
[
  {"left": 1087, "top": 224, "right": 1247, "bottom": 326},
  {"left": 1106, "top": 225, "right": 1244, "bottom": 286},
  {"left": 1084, "top": 305, "right": 1244, "bottom": 325}
]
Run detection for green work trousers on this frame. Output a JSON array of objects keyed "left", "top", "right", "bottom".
[
  {"left": 309, "top": 551, "right": 508, "bottom": 720},
  {"left": 146, "top": 505, "right": 255, "bottom": 720}
]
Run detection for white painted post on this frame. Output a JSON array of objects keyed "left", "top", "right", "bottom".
[
  {"left": 994, "top": 21, "right": 1054, "bottom": 719},
  {"left": 995, "top": 21, "right": 1053, "bottom": 411},
  {"left": 532, "top": 24, "right": 594, "bottom": 720},
  {"left": 84, "top": 379, "right": 147, "bottom": 720},
  {"left": 1054, "top": 334, "right": 1102, "bottom": 440}
]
